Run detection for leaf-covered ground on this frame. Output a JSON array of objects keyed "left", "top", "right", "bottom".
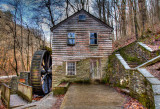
[
  {"left": 115, "top": 87, "right": 147, "bottom": 109},
  {"left": 52, "top": 95, "right": 64, "bottom": 109},
  {"left": 146, "top": 62, "right": 160, "bottom": 81},
  {"left": 0, "top": 86, "right": 147, "bottom": 109}
]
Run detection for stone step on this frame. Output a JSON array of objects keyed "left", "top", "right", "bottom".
[
  {"left": 10, "top": 94, "right": 28, "bottom": 108},
  {"left": 127, "top": 63, "right": 138, "bottom": 66},
  {"left": 128, "top": 64, "right": 138, "bottom": 66},
  {"left": 129, "top": 65, "right": 138, "bottom": 68},
  {"left": 126, "top": 61, "right": 139, "bottom": 68},
  {"left": 126, "top": 61, "right": 138, "bottom": 64},
  {"left": 138, "top": 68, "right": 154, "bottom": 78},
  {"left": 152, "top": 85, "right": 160, "bottom": 95},
  {"left": 154, "top": 95, "right": 160, "bottom": 109}
]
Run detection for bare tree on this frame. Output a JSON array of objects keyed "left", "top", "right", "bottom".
[
  {"left": 138, "top": 0, "right": 147, "bottom": 34},
  {"left": 11, "top": 0, "right": 20, "bottom": 76},
  {"left": 133, "top": 0, "right": 139, "bottom": 39},
  {"left": 19, "top": 1, "right": 26, "bottom": 71},
  {"left": 26, "top": 24, "right": 30, "bottom": 71},
  {"left": 102, "top": 0, "right": 106, "bottom": 23},
  {"left": 44, "top": 0, "right": 55, "bottom": 26}
]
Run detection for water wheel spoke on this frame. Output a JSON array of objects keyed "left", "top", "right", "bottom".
[
  {"left": 44, "top": 55, "right": 49, "bottom": 72},
  {"left": 41, "top": 73, "right": 47, "bottom": 82}
]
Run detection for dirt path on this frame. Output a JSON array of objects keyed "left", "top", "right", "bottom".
[{"left": 60, "top": 84, "right": 126, "bottom": 109}]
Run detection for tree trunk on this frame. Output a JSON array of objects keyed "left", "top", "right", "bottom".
[
  {"left": 121, "top": 0, "right": 126, "bottom": 36},
  {"left": 106, "top": 1, "right": 110, "bottom": 24},
  {"left": 102, "top": 0, "right": 106, "bottom": 23},
  {"left": 158, "top": 0, "right": 160, "bottom": 21},
  {"left": 138, "top": 0, "right": 147, "bottom": 34},
  {"left": 114, "top": 0, "right": 118, "bottom": 40},
  {"left": 26, "top": 25, "right": 30, "bottom": 71},
  {"left": 81, "top": 0, "right": 84, "bottom": 9},
  {"left": 86, "top": 0, "right": 89, "bottom": 12},
  {"left": 155, "top": 0, "right": 160, "bottom": 21},
  {"left": 129, "top": 0, "right": 134, "bottom": 35},
  {"left": 46, "top": 0, "right": 55, "bottom": 26},
  {"left": 20, "top": 10, "right": 26, "bottom": 71},
  {"left": 13, "top": 9, "right": 18, "bottom": 76},
  {"left": 66, "top": 0, "right": 69, "bottom": 18},
  {"left": 133, "top": 0, "right": 139, "bottom": 40},
  {"left": 97, "top": 0, "right": 102, "bottom": 20}
]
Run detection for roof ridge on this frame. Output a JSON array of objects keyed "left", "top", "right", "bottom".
[{"left": 50, "top": 9, "right": 113, "bottom": 31}]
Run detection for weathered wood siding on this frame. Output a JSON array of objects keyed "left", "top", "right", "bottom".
[{"left": 52, "top": 11, "right": 113, "bottom": 65}]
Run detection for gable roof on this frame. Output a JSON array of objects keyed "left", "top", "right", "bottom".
[{"left": 50, "top": 9, "right": 114, "bottom": 31}]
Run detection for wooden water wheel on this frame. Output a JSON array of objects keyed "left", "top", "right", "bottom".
[{"left": 30, "top": 50, "right": 52, "bottom": 95}]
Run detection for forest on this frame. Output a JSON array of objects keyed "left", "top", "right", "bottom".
[{"left": 0, "top": 0, "right": 160, "bottom": 76}]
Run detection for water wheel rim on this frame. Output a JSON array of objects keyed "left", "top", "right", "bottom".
[{"left": 30, "top": 50, "right": 52, "bottom": 95}]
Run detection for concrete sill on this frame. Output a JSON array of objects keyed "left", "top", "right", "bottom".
[
  {"left": 89, "top": 44, "right": 98, "bottom": 46},
  {"left": 65, "top": 75, "right": 76, "bottom": 78}
]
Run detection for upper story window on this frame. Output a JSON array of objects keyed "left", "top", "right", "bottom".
[
  {"left": 67, "top": 62, "right": 76, "bottom": 75},
  {"left": 79, "top": 15, "right": 86, "bottom": 21},
  {"left": 90, "top": 33, "right": 98, "bottom": 45},
  {"left": 67, "top": 33, "right": 75, "bottom": 45}
]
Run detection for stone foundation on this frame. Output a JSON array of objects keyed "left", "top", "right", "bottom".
[
  {"left": 52, "top": 57, "right": 108, "bottom": 88},
  {"left": 105, "top": 54, "right": 155, "bottom": 108}
]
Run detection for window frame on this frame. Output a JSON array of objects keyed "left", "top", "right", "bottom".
[
  {"left": 78, "top": 14, "right": 86, "bottom": 21},
  {"left": 66, "top": 62, "right": 76, "bottom": 75},
  {"left": 67, "top": 32, "right": 75, "bottom": 46},
  {"left": 89, "top": 33, "right": 98, "bottom": 45}
]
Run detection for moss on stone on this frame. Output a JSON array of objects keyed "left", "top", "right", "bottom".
[
  {"left": 105, "top": 43, "right": 155, "bottom": 109},
  {"left": 53, "top": 87, "right": 67, "bottom": 96},
  {"left": 74, "top": 78, "right": 91, "bottom": 84},
  {"left": 53, "top": 83, "right": 69, "bottom": 96}
]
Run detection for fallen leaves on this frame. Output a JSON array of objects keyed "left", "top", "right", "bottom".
[
  {"left": 115, "top": 87, "right": 147, "bottom": 109},
  {"left": 52, "top": 95, "right": 64, "bottom": 109},
  {"left": 32, "top": 95, "right": 43, "bottom": 101},
  {"left": 0, "top": 100, "right": 6, "bottom": 109},
  {"left": 146, "top": 61, "right": 160, "bottom": 81}
]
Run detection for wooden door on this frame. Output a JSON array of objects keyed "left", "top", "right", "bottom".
[{"left": 90, "top": 59, "right": 101, "bottom": 79}]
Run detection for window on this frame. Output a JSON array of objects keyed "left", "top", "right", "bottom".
[
  {"left": 90, "top": 33, "right": 98, "bottom": 45},
  {"left": 67, "top": 62, "right": 76, "bottom": 75},
  {"left": 79, "top": 15, "right": 86, "bottom": 21},
  {"left": 67, "top": 33, "right": 75, "bottom": 45}
]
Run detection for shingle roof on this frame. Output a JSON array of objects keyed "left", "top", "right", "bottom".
[{"left": 50, "top": 9, "right": 113, "bottom": 31}]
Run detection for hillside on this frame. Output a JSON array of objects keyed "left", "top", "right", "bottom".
[{"left": 0, "top": 10, "right": 44, "bottom": 76}]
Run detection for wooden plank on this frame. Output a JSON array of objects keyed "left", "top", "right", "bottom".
[{"left": 52, "top": 11, "right": 113, "bottom": 62}]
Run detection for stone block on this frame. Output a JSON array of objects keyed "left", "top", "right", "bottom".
[
  {"left": 19, "top": 72, "right": 30, "bottom": 85},
  {"left": 138, "top": 68, "right": 154, "bottom": 78},
  {"left": 152, "top": 85, "right": 160, "bottom": 95},
  {"left": 154, "top": 95, "right": 160, "bottom": 109},
  {"left": 10, "top": 76, "right": 20, "bottom": 94},
  {"left": 147, "top": 78, "right": 160, "bottom": 85}
]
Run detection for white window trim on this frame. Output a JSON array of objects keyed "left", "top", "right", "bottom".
[
  {"left": 66, "top": 62, "right": 76, "bottom": 75},
  {"left": 89, "top": 32, "right": 98, "bottom": 45}
]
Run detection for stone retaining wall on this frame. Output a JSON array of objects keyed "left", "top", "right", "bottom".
[
  {"left": 105, "top": 54, "right": 155, "bottom": 108},
  {"left": 117, "top": 42, "right": 160, "bottom": 65},
  {"left": 10, "top": 76, "right": 19, "bottom": 94}
]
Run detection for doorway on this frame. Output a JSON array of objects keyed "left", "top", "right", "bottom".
[{"left": 90, "top": 58, "right": 101, "bottom": 79}]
